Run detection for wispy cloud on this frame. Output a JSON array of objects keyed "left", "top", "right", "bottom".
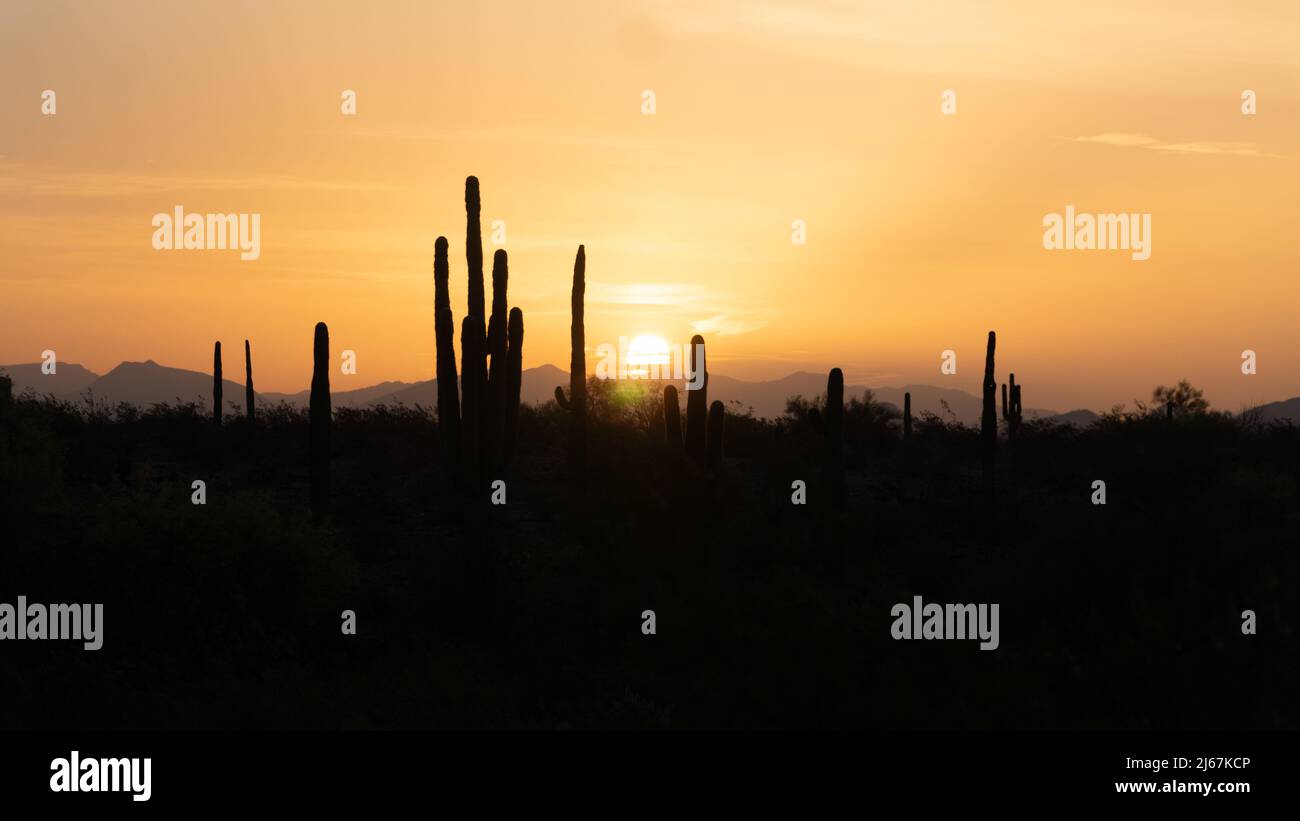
[
  {"left": 0, "top": 168, "right": 393, "bottom": 197},
  {"left": 587, "top": 282, "right": 714, "bottom": 306},
  {"left": 690, "top": 312, "right": 774, "bottom": 337},
  {"left": 1073, "top": 133, "right": 1279, "bottom": 158},
  {"left": 586, "top": 281, "right": 776, "bottom": 338}
]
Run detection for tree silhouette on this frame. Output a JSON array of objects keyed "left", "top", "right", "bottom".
[{"left": 1152, "top": 379, "right": 1209, "bottom": 418}]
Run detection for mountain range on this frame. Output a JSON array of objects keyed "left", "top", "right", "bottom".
[{"left": 3, "top": 359, "right": 1297, "bottom": 427}]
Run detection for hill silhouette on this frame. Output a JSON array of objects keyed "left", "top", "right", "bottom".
[{"left": 0, "top": 361, "right": 99, "bottom": 397}]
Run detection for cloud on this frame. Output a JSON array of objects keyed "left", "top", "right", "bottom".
[
  {"left": 690, "top": 312, "right": 773, "bottom": 337},
  {"left": 0, "top": 168, "right": 393, "bottom": 197},
  {"left": 585, "top": 281, "right": 776, "bottom": 338},
  {"left": 1073, "top": 133, "right": 1275, "bottom": 157},
  {"left": 1073, "top": 133, "right": 1160, "bottom": 148},
  {"left": 587, "top": 282, "right": 713, "bottom": 306}
]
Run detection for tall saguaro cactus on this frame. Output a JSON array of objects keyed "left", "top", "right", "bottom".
[
  {"left": 981, "top": 331, "right": 997, "bottom": 493},
  {"left": 903, "top": 391, "right": 913, "bottom": 440},
  {"left": 663, "top": 385, "right": 683, "bottom": 449},
  {"left": 461, "top": 315, "right": 485, "bottom": 490},
  {"left": 504, "top": 307, "right": 524, "bottom": 466},
  {"left": 212, "top": 342, "right": 223, "bottom": 423},
  {"left": 244, "top": 339, "right": 255, "bottom": 422},
  {"left": 825, "top": 368, "right": 845, "bottom": 508},
  {"left": 434, "top": 236, "right": 462, "bottom": 467},
  {"left": 684, "top": 334, "right": 708, "bottom": 465},
  {"left": 432, "top": 177, "right": 527, "bottom": 486},
  {"left": 483, "top": 249, "right": 510, "bottom": 473},
  {"left": 554, "top": 246, "right": 586, "bottom": 486},
  {"left": 310, "top": 322, "right": 331, "bottom": 515},
  {"left": 706, "top": 400, "right": 725, "bottom": 473},
  {"left": 465, "top": 177, "right": 485, "bottom": 326}
]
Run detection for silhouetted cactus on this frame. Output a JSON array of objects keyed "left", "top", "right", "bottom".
[
  {"left": 0, "top": 375, "right": 11, "bottom": 423},
  {"left": 981, "top": 331, "right": 997, "bottom": 493},
  {"left": 244, "top": 339, "right": 254, "bottom": 422},
  {"left": 310, "top": 322, "right": 331, "bottom": 515},
  {"left": 484, "top": 249, "right": 509, "bottom": 473},
  {"left": 504, "top": 307, "right": 524, "bottom": 466},
  {"left": 1001, "top": 373, "right": 1022, "bottom": 442},
  {"left": 684, "top": 334, "right": 708, "bottom": 465},
  {"left": 554, "top": 246, "right": 586, "bottom": 486},
  {"left": 461, "top": 315, "right": 486, "bottom": 490},
  {"left": 825, "top": 368, "right": 845, "bottom": 508},
  {"left": 434, "top": 236, "right": 461, "bottom": 468},
  {"left": 434, "top": 179, "right": 528, "bottom": 484},
  {"left": 213, "top": 341, "right": 222, "bottom": 423},
  {"left": 903, "top": 391, "right": 912, "bottom": 440},
  {"left": 663, "top": 385, "right": 683, "bottom": 449},
  {"left": 706, "top": 400, "right": 725, "bottom": 472},
  {"left": 465, "top": 177, "right": 485, "bottom": 327}
]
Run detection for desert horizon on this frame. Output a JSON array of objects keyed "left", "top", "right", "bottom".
[{"left": 7, "top": 350, "right": 1300, "bottom": 424}]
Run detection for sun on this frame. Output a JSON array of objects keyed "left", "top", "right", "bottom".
[{"left": 626, "top": 333, "right": 671, "bottom": 377}]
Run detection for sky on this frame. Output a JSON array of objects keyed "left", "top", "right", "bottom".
[{"left": 1, "top": 0, "right": 1298, "bottom": 412}]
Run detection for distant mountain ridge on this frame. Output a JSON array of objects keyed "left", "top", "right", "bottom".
[
  {"left": 0, "top": 362, "right": 99, "bottom": 397},
  {"left": 4, "top": 358, "right": 1299, "bottom": 427}
]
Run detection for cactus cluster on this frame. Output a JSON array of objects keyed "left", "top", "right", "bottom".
[
  {"left": 1001, "top": 373, "right": 1022, "bottom": 442},
  {"left": 434, "top": 177, "right": 526, "bottom": 490},
  {"left": 660, "top": 335, "right": 725, "bottom": 472}
]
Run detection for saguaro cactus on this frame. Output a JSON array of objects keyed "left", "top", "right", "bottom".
[
  {"left": 504, "top": 308, "right": 524, "bottom": 466},
  {"left": 554, "top": 246, "right": 586, "bottom": 485},
  {"left": 483, "top": 249, "right": 509, "bottom": 472},
  {"left": 1001, "top": 373, "right": 1022, "bottom": 443},
  {"left": 903, "top": 391, "right": 912, "bottom": 440},
  {"left": 465, "top": 177, "right": 485, "bottom": 326},
  {"left": 212, "top": 341, "right": 223, "bottom": 423},
  {"left": 460, "top": 315, "right": 486, "bottom": 491},
  {"left": 434, "top": 236, "right": 462, "bottom": 468},
  {"left": 706, "top": 400, "right": 725, "bottom": 472},
  {"left": 433, "top": 178, "right": 527, "bottom": 483},
  {"left": 825, "top": 368, "right": 845, "bottom": 508},
  {"left": 981, "top": 331, "right": 997, "bottom": 492},
  {"left": 0, "top": 375, "right": 12, "bottom": 423},
  {"left": 684, "top": 334, "right": 708, "bottom": 465},
  {"left": 663, "top": 385, "right": 683, "bottom": 449},
  {"left": 244, "top": 339, "right": 255, "bottom": 422},
  {"left": 310, "top": 322, "right": 331, "bottom": 515}
]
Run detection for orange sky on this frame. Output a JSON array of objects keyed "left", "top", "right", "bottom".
[{"left": 2, "top": 0, "right": 1298, "bottom": 411}]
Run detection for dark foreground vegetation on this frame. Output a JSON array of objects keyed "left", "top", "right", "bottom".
[{"left": 0, "top": 382, "right": 1296, "bottom": 730}]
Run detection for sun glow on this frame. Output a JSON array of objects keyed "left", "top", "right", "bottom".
[{"left": 625, "top": 333, "right": 671, "bottom": 377}]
